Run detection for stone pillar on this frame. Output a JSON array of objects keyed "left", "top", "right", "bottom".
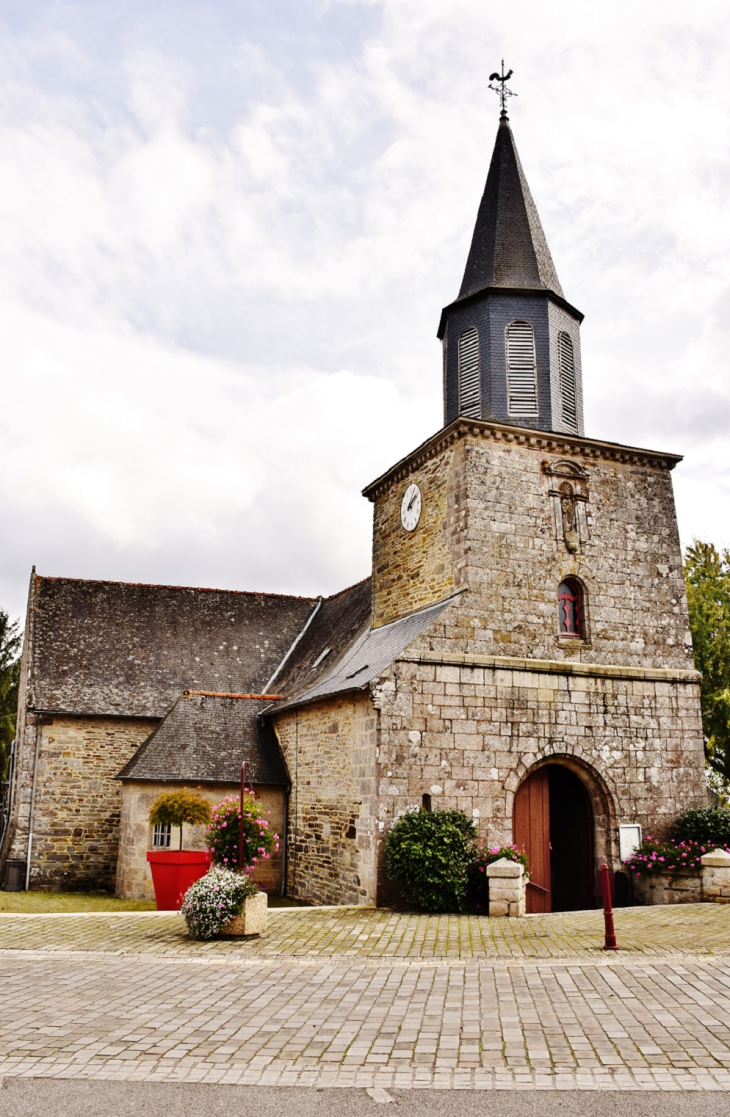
[
  {"left": 701, "top": 848, "right": 730, "bottom": 902},
  {"left": 486, "top": 857, "right": 526, "bottom": 917}
]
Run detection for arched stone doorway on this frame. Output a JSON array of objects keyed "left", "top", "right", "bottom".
[{"left": 513, "top": 762, "right": 596, "bottom": 913}]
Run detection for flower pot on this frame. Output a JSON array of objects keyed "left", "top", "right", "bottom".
[
  {"left": 220, "top": 890, "right": 268, "bottom": 936},
  {"left": 147, "top": 850, "right": 212, "bottom": 911}
]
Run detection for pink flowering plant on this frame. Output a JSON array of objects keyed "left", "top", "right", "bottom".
[
  {"left": 207, "top": 795, "right": 279, "bottom": 870},
  {"left": 467, "top": 844, "right": 530, "bottom": 913},
  {"left": 624, "top": 835, "right": 730, "bottom": 878},
  {"left": 181, "top": 866, "right": 259, "bottom": 940}
]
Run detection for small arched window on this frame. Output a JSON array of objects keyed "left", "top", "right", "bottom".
[
  {"left": 558, "top": 578, "right": 583, "bottom": 637},
  {"left": 506, "top": 320, "right": 538, "bottom": 417},
  {"left": 558, "top": 331, "right": 577, "bottom": 432},
  {"left": 457, "top": 327, "right": 481, "bottom": 417}
]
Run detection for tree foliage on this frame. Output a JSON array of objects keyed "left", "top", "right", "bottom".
[
  {"left": 684, "top": 541, "right": 730, "bottom": 782},
  {"left": 149, "top": 789, "right": 211, "bottom": 850},
  {"left": 0, "top": 609, "right": 22, "bottom": 781},
  {"left": 385, "top": 808, "right": 477, "bottom": 913}
]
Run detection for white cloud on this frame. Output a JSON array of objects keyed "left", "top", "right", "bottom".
[{"left": 1, "top": 0, "right": 730, "bottom": 619}]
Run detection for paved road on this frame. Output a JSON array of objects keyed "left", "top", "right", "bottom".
[
  {"left": 1, "top": 948, "right": 730, "bottom": 1090},
  {"left": 2, "top": 1081, "right": 730, "bottom": 1117},
  {"left": 1, "top": 906, "right": 730, "bottom": 1093}
]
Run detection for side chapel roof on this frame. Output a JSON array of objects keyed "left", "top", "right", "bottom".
[
  {"left": 28, "top": 574, "right": 317, "bottom": 718},
  {"left": 116, "top": 693, "right": 288, "bottom": 785}
]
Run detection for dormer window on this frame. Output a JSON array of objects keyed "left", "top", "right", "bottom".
[
  {"left": 506, "top": 320, "right": 538, "bottom": 417},
  {"left": 558, "top": 579, "right": 583, "bottom": 637},
  {"left": 457, "top": 328, "right": 481, "bottom": 417},
  {"left": 558, "top": 331, "right": 578, "bottom": 432}
]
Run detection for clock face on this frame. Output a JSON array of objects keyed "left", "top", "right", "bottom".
[{"left": 400, "top": 482, "right": 422, "bottom": 532}]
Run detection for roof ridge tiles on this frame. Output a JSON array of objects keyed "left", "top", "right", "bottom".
[
  {"left": 38, "top": 574, "right": 319, "bottom": 602},
  {"left": 323, "top": 575, "right": 371, "bottom": 603}
]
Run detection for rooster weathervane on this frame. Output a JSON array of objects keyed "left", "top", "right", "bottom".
[{"left": 489, "top": 61, "right": 517, "bottom": 116}]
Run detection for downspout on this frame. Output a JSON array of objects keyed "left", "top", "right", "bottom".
[
  {"left": 280, "top": 786, "right": 289, "bottom": 896},
  {"left": 25, "top": 717, "right": 43, "bottom": 891},
  {"left": 0, "top": 737, "right": 15, "bottom": 849}
]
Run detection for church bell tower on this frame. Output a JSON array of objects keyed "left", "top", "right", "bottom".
[{"left": 438, "top": 101, "right": 585, "bottom": 436}]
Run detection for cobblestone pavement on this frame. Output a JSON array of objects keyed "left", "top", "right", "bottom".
[
  {"left": 1, "top": 902, "right": 730, "bottom": 959},
  {"left": 1, "top": 905, "right": 730, "bottom": 1091}
]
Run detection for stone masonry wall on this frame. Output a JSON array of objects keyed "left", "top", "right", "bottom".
[
  {"left": 116, "top": 781, "right": 285, "bottom": 901},
  {"left": 19, "top": 717, "right": 157, "bottom": 891},
  {"left": 371, "top": 427, "right": 695, "bottom": 671},
  {"left": 371, "top": 441, "right": 464, "bottom": 629},
  {"left": 273, "top": 693, "right": 378, "bottom": 905},
  {"left": 370, "top": 658, "right": 707, "bottom": 897}
]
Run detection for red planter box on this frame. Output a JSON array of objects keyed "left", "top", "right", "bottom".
[{"left": 147, "top": 850, "right": 212, "bottom": 911}]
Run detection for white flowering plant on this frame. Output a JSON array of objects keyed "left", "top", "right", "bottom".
[{"left": 181, "top": 866, "right": 260, "bottom": 940}]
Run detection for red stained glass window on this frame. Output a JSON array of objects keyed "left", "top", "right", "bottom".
[{"left": 558, "top": 579, "right": 582, "bottom": 637}]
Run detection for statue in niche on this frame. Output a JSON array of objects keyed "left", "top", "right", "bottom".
[
  {"left": 542, "top": 458, "right": 590, "bottom": 554},
  {"left": 559, "top": 481, "right": 580, "bottom": 554}
]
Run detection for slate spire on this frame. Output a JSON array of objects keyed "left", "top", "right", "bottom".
[
  {"left": 459, "top": 114, "right": 564, "bottom": 300},
  {"left": 439, "top": 112, "right": 584, "bottom": 437}
]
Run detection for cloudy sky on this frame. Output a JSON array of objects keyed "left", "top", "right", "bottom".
[{"left": 1, "top": 0, "right": 729, "bottom": 621}]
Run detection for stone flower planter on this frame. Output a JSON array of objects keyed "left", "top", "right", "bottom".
[
  {"left": 631, "top": 869, "right": 702, "bottom": 906},
  {"left": 219, "top": 890, "right": 268, "bottom": 936},
  {"left": 147, "top": 850, "right": 212, "bottom": 911}
]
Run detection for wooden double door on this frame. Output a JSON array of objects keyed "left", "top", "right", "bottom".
[{"left": 513, "top": 765, "right": 595, "bottom": 913}]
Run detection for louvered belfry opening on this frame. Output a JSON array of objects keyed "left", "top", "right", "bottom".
[
  {"left": 506, "top": 320, "right": 538, "bottom": 418},
  {"left": 558, "top": 331, "right": 578, "bottom": 432},
  {"left": 457, "top": 327, "right": 481, "bottom": 417}
]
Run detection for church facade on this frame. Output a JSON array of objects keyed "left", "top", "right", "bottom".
[{"left": 1, "top": 109, "right": 707, "bottom": 911}]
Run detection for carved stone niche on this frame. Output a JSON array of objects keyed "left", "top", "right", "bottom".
[{"left": 542, "top": 459, "right": 590, "bottom": 554}]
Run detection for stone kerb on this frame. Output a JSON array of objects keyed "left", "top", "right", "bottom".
[
  {"left": 486, "top": 857, "right": 526, "bottom": 917},
  {"left": 701, "top": 848, "right": 730, "bottom": 903}
]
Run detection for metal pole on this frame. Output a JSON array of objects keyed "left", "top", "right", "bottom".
[
  {"left": 601, "top": 863, "right": 619, "bottom": 951},
  {"left": 239, "top": 762, "right": 244, "bottom": 871},
  {"left": 239, "top": 761, "right": 252, "bottom": 871}
]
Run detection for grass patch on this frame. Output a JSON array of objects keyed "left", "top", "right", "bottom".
[
  {"left": 0, "top": 891, "right": 157, "bottom": 913},
  {"left": 267, "top": 895, "right": 309, "bottom": 908}
]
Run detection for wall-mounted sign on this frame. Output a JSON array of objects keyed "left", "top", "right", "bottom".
[{"left": 618, "top": 824, "right": 642, "bottom": 862}]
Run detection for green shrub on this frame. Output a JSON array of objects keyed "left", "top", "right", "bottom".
[
  {"left": 670, "top": 807, "right": 730, "bottom": 847},
  {"left": 467, "top": 844, "right": 530, "bottom": 913},
  {"left": 149, "top": 789, "right": 211, "bottom": 850},
  {"left": 181, "top": 867, "right": 259, "bottom": 940},
  {"left": 385, "top": 808, "right": 477, "bottom": 913},
  {"left": 207, "top": 795, "right": 279, "bottom": 870}
]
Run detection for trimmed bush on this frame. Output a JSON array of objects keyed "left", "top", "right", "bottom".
[
  {"left": 181, "top": 867, "right": 259, "bottom": 940},
  {"left": 670, "top": 807, "right": 730, "bottom": 847},
  {"left": 385, "top": 808, "right": 477, "bottom": 913},
  {"left": 207, "top": 795, "right": 279, "bottom": 870},
  {"left": 149, "top": 789, "right": 211, "bottom": 850}
]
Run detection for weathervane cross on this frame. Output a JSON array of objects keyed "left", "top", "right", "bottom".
[{"left": 489, "top": 60, "right": 516, "bottom": 117}]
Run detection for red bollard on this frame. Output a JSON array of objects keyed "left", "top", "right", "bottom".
[{"left": 601, "top": 863, "right": 619, "bottom": 951}]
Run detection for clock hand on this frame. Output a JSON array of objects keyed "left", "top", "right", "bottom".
[{"left": 407, "top": 492, "right": 417, "bottom": 511}]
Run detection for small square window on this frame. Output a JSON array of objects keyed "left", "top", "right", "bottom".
[{"left": 152, "top": 823, "right": 172, "bottom": 848}]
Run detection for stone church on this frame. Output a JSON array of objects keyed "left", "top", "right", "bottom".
[{"left": 1, "top": 107, "right": 707, "bottom": 912}]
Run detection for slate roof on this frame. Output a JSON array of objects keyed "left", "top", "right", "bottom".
[
  {"left": 117, "top": 693, "right": 288, "bottom": 785},
  {"left": 270, "top": 578, "right": 372, "bottom": 701},
  {"left": 28, "top": 574, "right": 318, "bottom": 718},
  {"left": 272, "top": 591, "right": 463, "bottom": 712},
  {"left": 458, "top": 115, "right": 564, "bottom": 300}
]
